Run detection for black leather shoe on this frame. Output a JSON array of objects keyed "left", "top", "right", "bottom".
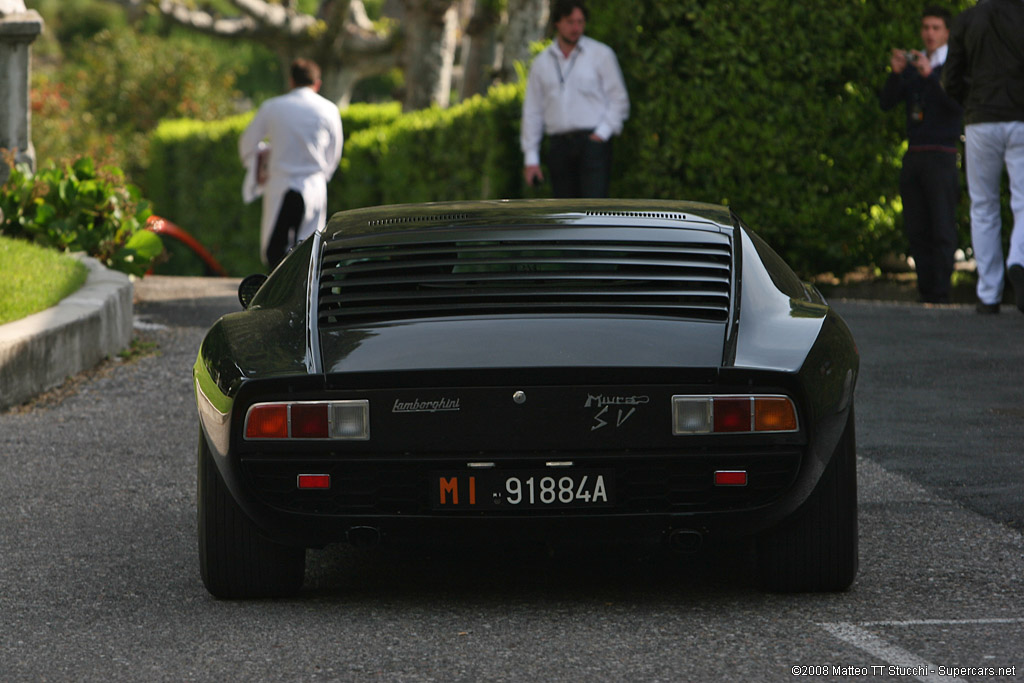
[
  {"left": 976, "top": 301, "right": 1000, "bottom": 314},
  {"left": 1007, "top": 264, "right": 1024, "bottom": 313}
]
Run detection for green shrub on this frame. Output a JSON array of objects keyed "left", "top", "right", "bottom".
[
  {"left": 31, "top": 28, "right": 242, "bottom": 182},
  {"left": 145, "top": 0, "right": 981, "bottom": 278},
  {"left": 0, "top": 157, "right": 163, "bottom": 277},
  {"left": 147, "top": 89, "right": 523, "bottom": 275},
  {"left": 583, "top": 0, "right": 975, "bottom": 276}
]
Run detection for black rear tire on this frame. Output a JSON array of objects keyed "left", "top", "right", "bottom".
[
  {"left": 197, "top": 432, "right": 305, "bottom": 598},
  {"left": 756, "top": 409, "right": 858, "bottom": 592}
]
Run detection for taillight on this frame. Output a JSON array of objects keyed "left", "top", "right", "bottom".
[
  {"left": 672, "top": 395, "right": 798, "bottom": 434},
  {"left": 754, "top": 396, "right": 798, "bottom": 432},
  {"left": 245, "top": 404, "right": 288, "bottom": 439},
  {"left": 291, "top": 404, "right": 329, "bottom": 439},
  {"left": 244, "top": 400, "right": 369, "bottom": 440}
]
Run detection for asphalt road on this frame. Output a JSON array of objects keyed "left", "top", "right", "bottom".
[{"left": 1, "top": 280, "right": 1022, "bottom": 682}]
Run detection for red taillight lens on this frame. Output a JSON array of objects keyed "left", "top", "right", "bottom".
[
  {"left": 245, "top": 404, "right": 289, "bottom": 439},
  {"left": 713, "top": 397, "right": 751, "bottom": 432},
  {"left": 291, "top": 403, "right": 329, "bottom": 439}
]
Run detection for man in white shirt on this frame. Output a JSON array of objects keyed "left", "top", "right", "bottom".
[
  {"left": 239, "top": 59, "right": 343, "bottom": 268},
  {"left": 521, "top": 0, "right": 629, "bottom": 198}
]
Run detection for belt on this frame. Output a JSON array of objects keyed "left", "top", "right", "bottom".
[
  {"left": 549, "top": 129, "right": 594, "bottom": 139},
  {"left": 907, "top": 145, "right": 958, "bottom": 154}
]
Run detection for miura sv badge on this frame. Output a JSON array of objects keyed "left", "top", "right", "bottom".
[{"left": 585, "top": 394, "right": 649, "bottom": 431}]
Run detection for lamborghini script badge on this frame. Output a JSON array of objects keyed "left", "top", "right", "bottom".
[{"left": 392, "top": 397, "right": 461, "bottom": 413}]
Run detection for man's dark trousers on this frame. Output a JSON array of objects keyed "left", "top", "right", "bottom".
[
  {"left": 547, "top": 131, "right": 612, "bottom": 198},
  {"left": 900, "top": 149, "right": 960, "bottom": 302},
  {"left": 265, "top": 189, "right": 305, "bottom": 269}
]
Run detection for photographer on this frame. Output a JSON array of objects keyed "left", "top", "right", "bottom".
[{"left": 880, "top": 6, "right": 963, "bottom": 304}]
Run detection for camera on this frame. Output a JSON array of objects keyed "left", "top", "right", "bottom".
[{"left": 904, "top": 51, "right": 918, "bottom": 64}]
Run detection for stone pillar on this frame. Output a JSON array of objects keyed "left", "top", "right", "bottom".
[{"left": 0, "top": 0, "right": 43, "bottom": 185}]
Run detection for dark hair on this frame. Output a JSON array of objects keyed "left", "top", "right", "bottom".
[
  {"left": 290, "top": 58, "right": 321, "bottom": 87},
  {"left": 922, "top": 5, "right": 952, "bottom": 29},
  {"left": 551, "top": 0, "right": 588, "bottom": 24}
]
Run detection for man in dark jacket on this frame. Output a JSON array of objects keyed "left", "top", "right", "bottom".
[
  {"left": 942, "top": 0, "right": 1024, "bottom": 314},
  {"left": 880, "top": 6, "right": 963, "bottom": 304}
]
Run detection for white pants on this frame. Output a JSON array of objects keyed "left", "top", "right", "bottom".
[{"left": 965, "top": 121, "right": 1024, "bottom": 304}]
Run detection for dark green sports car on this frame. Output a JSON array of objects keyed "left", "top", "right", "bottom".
[{"left": 193, "top": 199, "right": 859, "bottom": 598}]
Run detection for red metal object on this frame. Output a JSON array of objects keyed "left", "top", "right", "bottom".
[{"left": 145, "top": 215, "right": 229, "bottom": 277}]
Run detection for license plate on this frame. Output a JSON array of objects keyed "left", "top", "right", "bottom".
[{"left": 431, "top": 470, "right": 614, "bottom": 510}]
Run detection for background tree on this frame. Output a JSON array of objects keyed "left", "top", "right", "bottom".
[
  {"left": 496, "top": 0, "right": 546, "bottom": 82},
  {"left": 400, "top": 0, "right": 459, "bottom": 109},
  {"left": 27, "top": 0, "right": 243, "bottom": 180},
  {"left": 101, "top": 0, "right": 399, "bottom": 107}
]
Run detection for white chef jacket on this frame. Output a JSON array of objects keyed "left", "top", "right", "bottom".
[
  {"left": 239, "top": 87, "right": 343, "bottom": 264},
  {"left": 521, "top": 36, "right": 630, "bottom": 167}
]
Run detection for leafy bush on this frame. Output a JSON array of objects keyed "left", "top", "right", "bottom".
[
  {"left": 31, "top": 28, "right": 242, "bottom": 182},
  {"left": 0, "top": 157, "right": 163, "bottom": 277},
  {"left": 143, "top": 0, "right": 983, "bottom": 278},
  {"left": 583, "top": 0, "right": 975, "bottom": 276}
]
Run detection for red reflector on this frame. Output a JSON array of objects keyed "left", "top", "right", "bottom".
[
  {"left": 297, "top": 474, "right": 331, "bottom": 490},
  {"left": 246, "top": 404, "right": 289, "bottom": 439},
  {"left": 713, "top": 397, "right": 751, "bottom": 432},
  {"left": 291, "top": 404, "right": 329, "bottom": 439},
  {"left": 715, "top": 470, "right": 748, "bottom": 486}
]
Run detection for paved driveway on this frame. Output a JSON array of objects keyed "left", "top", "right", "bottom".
[{"left": 0, "top": 281, "right": 1020, "bottom": 681}]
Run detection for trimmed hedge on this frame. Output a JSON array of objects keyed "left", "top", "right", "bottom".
[
  {"left": 147, "top": 92, "right": 530, "bottom": 276},
  {"left": 148, "top": 0, "right": 978, "bottom": 278},
  {"left": 146, "top": 102, "right": 404, "bottom": 275},
  {"left": 584, "top": 0, "right": 975, "bottom": 276}
]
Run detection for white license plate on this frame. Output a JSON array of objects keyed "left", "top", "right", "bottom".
[{"left": 431, "top": 470, "right": 614, "bottom": 509}]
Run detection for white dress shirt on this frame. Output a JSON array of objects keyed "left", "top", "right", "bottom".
[
  {"left": 521, "top": 36, "right": 630, "bottom": 167},
  {"left": 239, "top": 87, "right": 343, "bottom": 264}
]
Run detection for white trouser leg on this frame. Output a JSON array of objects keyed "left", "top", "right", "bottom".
[
  {"left": 966, "top": 123, "right": 1008, "bottom": 304},
  {"left": 1005, "top": 121, "right": 1024, "bottom": 270}
]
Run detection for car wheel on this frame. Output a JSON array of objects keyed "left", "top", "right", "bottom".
[
  {"left": 756, "top": 409, "right": 858, "bottom": 592},
  {"left": 197, "top": 431, "right": 305, "bottom": 598}
]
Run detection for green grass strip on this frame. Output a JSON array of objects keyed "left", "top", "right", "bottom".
[{"left": 0, "top": 236, "right": 90, "bottom": 326}]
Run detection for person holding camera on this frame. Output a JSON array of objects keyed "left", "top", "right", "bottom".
[
  {"left": 520, "top": 0, "right": 630, "bottom": 198},
  {"left": 880, "top": 6, "right": 963, "bottom": 304}
]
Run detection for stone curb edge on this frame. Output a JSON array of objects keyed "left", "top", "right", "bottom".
[{"left": 0, "top": 254, "right": 133, "bottom": 411}]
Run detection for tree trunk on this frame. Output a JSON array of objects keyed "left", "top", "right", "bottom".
[
  {"left": 400, "top": 0, "right": 459, "bottom": 110},
  {"left": 498, "top": 0, "right": 548, "bottom": 82},
  {"left": 459, "top": 0, "right": 500, "bottom": 99}
]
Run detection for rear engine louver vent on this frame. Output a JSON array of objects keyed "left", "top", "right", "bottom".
[{"left": 318, "top": 230, "right": 732, "bottom": 327}]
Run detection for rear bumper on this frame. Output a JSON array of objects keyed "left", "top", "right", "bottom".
[{"left": 213, "top": 445, "right": 825, "bottom": 548}]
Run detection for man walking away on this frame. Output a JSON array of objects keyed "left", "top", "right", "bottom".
[
  {"left": 520, "top": 0, "right": 630, "bottom": 198},
  {"left": 942, "top": 0, "right": 1024, "bottom": 314},
  {"left": 240, "top": 59, "right": 344, "bottom": 269}
]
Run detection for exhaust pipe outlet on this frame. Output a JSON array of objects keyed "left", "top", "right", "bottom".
[
  {"left": 668, "top": 529, "right": 703, "bottom": 553},
  {"left": 347, "top": 526, "right": 381, "bottom": 548}
]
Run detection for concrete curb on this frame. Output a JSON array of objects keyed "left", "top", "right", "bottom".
[{"left": 0, "top": 254, "right": 133, "bottom": 410}]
